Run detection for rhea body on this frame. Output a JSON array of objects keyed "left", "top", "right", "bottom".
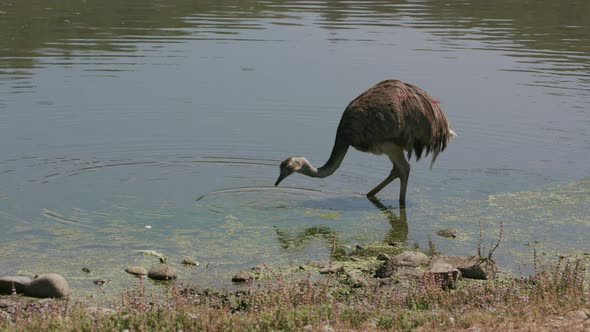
[{"left": 275, "top": 79, "right": 456, "bottom": 206}]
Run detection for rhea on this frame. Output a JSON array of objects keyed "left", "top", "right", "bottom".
[{"left": 275, "top": 79, "right": 456, "bottom": 207}]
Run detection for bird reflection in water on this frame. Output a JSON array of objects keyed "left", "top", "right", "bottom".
[{"left": 275, "top": 196, "right": 409, "bottom": 259}]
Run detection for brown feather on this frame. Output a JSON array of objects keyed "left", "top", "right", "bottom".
[{"left": 335, "top": 79, "right": 453, "bottom": 167}]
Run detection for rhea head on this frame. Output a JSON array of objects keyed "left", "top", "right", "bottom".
[{"left": 275, "top": 156, "right": 311, "bottom": 186}]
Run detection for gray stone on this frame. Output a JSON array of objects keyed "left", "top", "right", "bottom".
[
  {"left": 392, "top": 251, "right": 430, "bottom": 267},
  {"left": 24, "top": 273, "right": 70, "bottom": 298},
  {"left": 574, "top": 310, "right": 588, "bottom": 320},
  {"left": 430, "top": 256, "right": 497, "bottom": 280},
  {"left": 0, "top": 276, "right": 31, "bottom": 294},
  {"left": 0, "top": 299, "right": 14, "bottom": 308},
  {"left": 148, "top": 265, "right": 177, "bottom": 280},
  {"left": 306, "top": 261, "right": 328, "bottom": 268},
  {"left": 125, "top": 266, "right": 148, "bottom": 276},
  {"left": 231, "top": 270, "right": 254, "bottom": 283},
  {"left": 181, "top": 258, "right": 199, "bottom": 266},
  {"left": 424, "top": 262, "right": 461, "bottom": 289},
  {"left": 374, "top": 260, "right": 397, "bottom": 278},
  {"left": 85, "top": 306, "right": 116, "bottom": 316},
  {"left": 93, "top": 279, "right": 111, "bottom": 286},
  {"left": 345, "top": 272, "right": 368, "bottom": 288},
  {"left": 0, "top": 310, "right": 10, "bottom": 322},
  {"left": 436, "top": 228, "right": 458, "bottom": 238},
  {"left": 319, "top": 265, "right": 344, "bottom": 275},
  {"left": 376, "top": 253, "right": 392, "bottom": 261}
]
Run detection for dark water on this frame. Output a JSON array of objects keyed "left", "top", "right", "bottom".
[{"left": 1, "top": 0, "right": 589, "bottom": 298}]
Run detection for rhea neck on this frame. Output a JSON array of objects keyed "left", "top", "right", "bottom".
[{"left": 299, "top": 138, "right": 349, "bottom": 178}]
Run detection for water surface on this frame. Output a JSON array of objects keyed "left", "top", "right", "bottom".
[{"left": 1, "top": 0, "right": 589, "bottom": 298}]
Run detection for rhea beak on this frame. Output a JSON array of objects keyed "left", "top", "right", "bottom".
[
  {"left": 275, "top": 174, "right": 286, "bottom": 186},
  {"left": 275, "top": 169, "right": 292, "bottom": 186}
]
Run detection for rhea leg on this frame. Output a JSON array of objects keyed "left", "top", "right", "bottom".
[
  {"left": 367, "top": 168, "right": 400, "bottom": 198},
  {"left": 389, "top": 147, "right": 410, "bottom": 206},
  {"left": 366, "top": 144, "right": 410, "bottom": 207}
]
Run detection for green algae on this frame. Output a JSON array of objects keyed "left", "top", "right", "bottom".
[{"left": 304, "top": 209, "right": 340, "bottom": 220}]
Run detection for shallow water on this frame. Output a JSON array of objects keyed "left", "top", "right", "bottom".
[{"left": 1, "top": 0, "right": 589, "bottom": 298}]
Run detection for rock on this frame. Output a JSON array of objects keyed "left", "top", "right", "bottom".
[
  {"left": 181, "top": 258, "right": 199, "bottom": 266},
  {"left": 306, "top": 261, "right": 328, "bottom": 268},
  {"left": 24, "top": 273, "right": 70, "bottom": 298},
  {"left": 93, "top": 279, "right": 111, "bottom": 286},
  {"left": 430, "top": 256, "right": 497, "bottom": 280},
  {"left": 424, "top": 262, "right": 461, "bottom": 289},
  {"left": 134, "top": 250, "right": 167, "bottom": 263},
  {"left": 231, "top": 270, "right": 254, "bottom": 283},
  {"left": 437, "top": 228, "right": 458, "bottom": 238},
  {"left": 322, "top": 325, "right": 335, "bottom": 332},
  {"left": 377, "top": 253, "right": 392, "bottom": 261},
  {"left": 84, "top": 306, "right": 116, "bottom": 316},
  {"left": 319, "top": 265, "right": 344, "bottom": 275},
  {"left": 125, "top": 266, "right": 148, "bottom": 276},
  {"left": 574, "top": 310, "right": 588, "bottom": 320},
  {"left": 345, "top": 272, "right": 368, "bottom": 288},
  {"left": 390, "top": 268, "right": 423, "bottom": 288},
  {"left": 391, "top": 251, "right": 430, "bottom": 267},
  {"left": 0, "top": 310, "right": 9, "bottom": 322},
  {"left": 0, "top": 276, "right": 31, "bottom": 294},
  {"left": 0, "top": 299, "right": 14, "bottom": 308},
  {"left": 374, "top": 260, "right": 397, "bottom": 278},
  {"left": 81, "top": 267, "right": 91, "bottom": 273},
  {"left": 147, "top": 265, "right": 178, "bottom": 281},
  {"left": 251, "top": 265, "right": 265, "bottom": 273}
]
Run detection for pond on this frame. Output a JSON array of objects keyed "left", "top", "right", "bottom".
[{"left": 1, "top": 0, "right": 589, "bottom": 299}]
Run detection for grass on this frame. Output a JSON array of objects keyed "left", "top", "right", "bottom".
[{"left": 1, "top": 255, "right": 588, "bottom": 331}]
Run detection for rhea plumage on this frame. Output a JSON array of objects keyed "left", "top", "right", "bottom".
[{"left": 275, "top": 79, "right": 456, "bottom": 207}]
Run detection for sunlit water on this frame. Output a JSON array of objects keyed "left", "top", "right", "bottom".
[{"left": 1, "top": 0, "right": 589, "bottom": 299}]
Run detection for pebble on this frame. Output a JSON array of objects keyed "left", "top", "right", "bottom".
[
  {"left": 24, "top": 273, "right": 71, "bottom": 298},
  {"left": 575, "top": 310, "right": 588, "bottom": 320},
  {"left": 147, "top": 265, "right": 178, "bottom": 281},
  {"left": 85, "top": 307, "right": 115, "bottom": 315},
  {"left": 93, "top": 279, "right": 110, "bottom": 286},
  {"left": 125, "top": 266, "right": 148, "bottom": 276},
  {"left": 181, "top": 258, "right": 199, "bottom": 266},
  {"left": 0, "top": 299, "right": 12, "bottom": 308},
  {"left": 319, "top": 265, "right": 344, "bottom": 275},
  {"left": 374, "top": 261, "right": 397, "bottom": 278},
  {"left": 231, "top": 270, "right": 254, "bottom": 283},
  {"left": 425, "top": 262, "right": 461, "bottom": 289},
  {"left": 0, "top": 276, "right": 31, "bottom": 294},
  {"left": 306, "top": 261, "right": 328, "bottom": 268},
  {"left": 437, "top": 228, "right": 458, "bottom": 238},
  {"left": 392, "top": 251, "right": 430, "bottom": 267},
  {"left": 377, "top": 253, "right": 392, "bottom": 261}
]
